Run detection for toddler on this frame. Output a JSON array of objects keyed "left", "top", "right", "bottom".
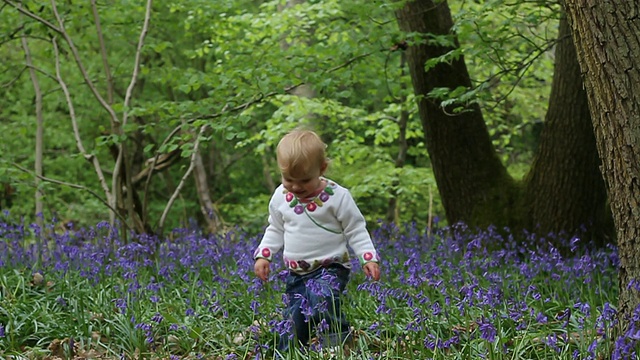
[{"left": 253, "top": 129, "right": 380, "bottom": 354}]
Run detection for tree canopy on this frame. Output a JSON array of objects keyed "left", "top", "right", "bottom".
[{"left": 0, "top": 0, "right": 591, "bottom": 238}]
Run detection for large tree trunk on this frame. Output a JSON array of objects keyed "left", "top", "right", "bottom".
[
  {"left": 563, "top": 0, "right": 640, "bottom": 333},
  {"left": 395, "top": 1, "right": 517, "bottom": 228},
  {"left": 395, "top": 0, "right": 613, "bottom": 242},
  {"left": 523, "top": 15, "right": 611, "bottom": 245}
]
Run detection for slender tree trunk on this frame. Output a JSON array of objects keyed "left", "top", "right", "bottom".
[
  {"left": 386, "top": 52, "right": 409, "bottom": 224},
  {"left": 395, "top": 0, "right": 515, "bottom": 228},
  {"left": 262, "top": 153, "right": 276, "bottom": 191},
  {"left": 193, "top": 148, "right": 221, "bottom": 233},
  {"left": 564, "top": 0, "right": 640, "bottom": 333},
  {"left": 386, "top": 108, "right": 408, "bottom": 224},
  {"left": 523, "top": 14, "right": 611, "bottom": 245},
  {"left": 21, "top": 36, "right": 44, "bottom": 229}
]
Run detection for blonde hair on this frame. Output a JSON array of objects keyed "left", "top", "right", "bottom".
[{"left": 276, "top": 129, "right": 327, "bottom": 177}]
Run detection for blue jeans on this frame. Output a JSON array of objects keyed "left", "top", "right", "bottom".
[{"left": 277, "top": 264, "right": 351, "bottom": 352}]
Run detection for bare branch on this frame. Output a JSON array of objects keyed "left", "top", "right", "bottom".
[
  {"left": 141, "top": 82, "right": 303, "bottom": 209},
  {"left": 323, "top": 51, "right": 376, "bottom": 74},
  {"left": 48, "top": 0, "right": 120, "bottom": 127},
  {"left": 132, "top": 149, "right": 180, "bottom": 185},
  {"left": 122, "top": 0, "right": 152, "bottom": 127},
  {"left": 11, "top": 162, "right": 130, "bottom": 230},
  {"left": 157, "top": 124, "right": 207, "bottom": 233},
  {"left": 116, "top": 0, "right": 152, "bottom": 233},
  {"left": 52, "top": 37, "right": 114, "bottom": 208},
  {"left": 90, "top": 0, "right": 114, "bottom": 104},
  {"left": 0, "top": 23, "right": 25, "bottom": 46},
  {"left": 2, "top": 1, "right": 62, "bottom": 33},
  {"left": 1, "top": 66, "right": 27, "bottom": 88}
]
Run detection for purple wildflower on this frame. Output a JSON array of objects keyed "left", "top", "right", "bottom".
[
  {"left": 478, "top": 317, "right": 496, "bottom": 343},
  {"left": 250, "top": 300, "right": 259, "bottom": 314},
  {"left": 151, "top": 313, "right": 163, "bottom": 324}
]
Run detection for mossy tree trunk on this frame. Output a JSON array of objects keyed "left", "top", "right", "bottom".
[{"left": 563, "top": 0, "right": 640, "bottom": 332}]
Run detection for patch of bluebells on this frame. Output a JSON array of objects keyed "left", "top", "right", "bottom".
[{"left": 0, "top": 216, "right": 637, "bottom": 358}]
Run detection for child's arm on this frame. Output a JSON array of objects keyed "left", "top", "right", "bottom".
[
  {"left": 253, "top": 194, "right": 285, "bottom": 281},
  {"left": 336, "top": 189, "right": 381, "bottom": 277}
]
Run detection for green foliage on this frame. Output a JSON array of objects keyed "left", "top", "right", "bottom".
[
  {"left": 0, "top": 0, "right": 557, "bottom": 231},
  {"left": 452, "top": 0, "right": 559, "bottom": 164}
]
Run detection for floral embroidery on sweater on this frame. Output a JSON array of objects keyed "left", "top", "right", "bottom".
[
  {"left": 285, "top": 182, "right": 335, "bottom": 215},
  {"left": 284, "top": 252, "right": 351, "bottom": 273}
]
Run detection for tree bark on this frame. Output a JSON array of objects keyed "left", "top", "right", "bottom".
[
  {"left": 395, "top": 0, "right": 516, "bottom": 228},
  {"left": 193, "top": 148, "right": 222, "bottom": 234},
  {"left": 563, "top": 0, "right": 640, "bottom": 332},
  {"left": 396, "top": 0, "right": 613, "bottom": 243},
  {"left": 523, "top": 14, "right": 611, "bottom": 245},
  {"left": 21, "top": 36, "right": 45, "bottom": 229}
]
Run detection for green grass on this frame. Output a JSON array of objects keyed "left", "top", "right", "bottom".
[{"left": 0, "top": 221, "right": 632, "bottom": 359}]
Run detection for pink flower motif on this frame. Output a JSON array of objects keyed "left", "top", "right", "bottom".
[
  {"left": 290, "top": 261, "right": 298, "bottom": 269},
  {"left": 363, "top": 252, "right": 374, "bottom": 261},
  {"left": 261, "top": 248, "right": 271, "bottom": 258},
  {"left": 285, "top": 192, "right": 294, "bottom": 202},
  {"left": 306, "top": 202, "right": 317, "bottom": 212}
]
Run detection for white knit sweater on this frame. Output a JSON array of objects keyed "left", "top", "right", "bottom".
[{"left": 253, "top": 178, "right": 379, "bottom": 274}]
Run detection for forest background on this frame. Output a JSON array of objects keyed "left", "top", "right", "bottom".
[
  {"left": 3, "top": 0, "right": 640, "bottom": 357},
  {"left": 0, "top": 0, "right": 565, "bottom": 237}
]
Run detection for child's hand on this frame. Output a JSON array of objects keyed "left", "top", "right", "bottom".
[
  {"left": 363, "top": 262, "right": 380, "bottom": 281},
  {"left": 254, "top": 258, "right": 271, "bottom": 281}
]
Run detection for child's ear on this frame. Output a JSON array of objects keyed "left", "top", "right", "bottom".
[{"left": 320, "top": 161, "right": 328, "bottom": 175}]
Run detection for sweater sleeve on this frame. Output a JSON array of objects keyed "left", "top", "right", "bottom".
[
  {"left": 336, "top": 189, "right": 380, "bottom": 265},
  {"left": 253, "top": 192, "right": 284, "bottom": 262}
]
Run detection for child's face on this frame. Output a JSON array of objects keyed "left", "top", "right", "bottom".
[{"left": 281, "top": 163, "right": 326, "bottom": 199}]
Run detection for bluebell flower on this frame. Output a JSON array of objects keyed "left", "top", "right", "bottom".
[
  {"left": 151, "top": 313, "right": 163, "bottom": 324},
  {"left": 316, "top": 318, "right": 329, "bottom": 333},
  {"left": 478, "top": 317, "right": 496, "bottom": 343},
  {"left": 588, "top": 338, "right": 598, "bottom": 357},
  {"left": 535, "top": 311, "right": 548, "bottom": 324},
  {"left": 250, "top": 300, "right": 259, "bottom": 314}
]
